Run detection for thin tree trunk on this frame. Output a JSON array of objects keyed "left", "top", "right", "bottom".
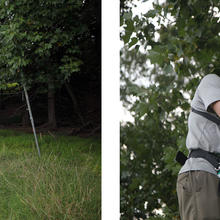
[
  {"left": 65, "top": 83, "right": 85, "bottom": 126},
  {"left": 22, "top": 92, "right": 29, "bottom": 127},
  {"left": 48, "top": 80, "right": 57, "bottom": 128}
]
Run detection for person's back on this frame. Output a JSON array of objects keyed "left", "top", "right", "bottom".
[{"left": 177, "top": 74, "right": 220, "bottom": 220}]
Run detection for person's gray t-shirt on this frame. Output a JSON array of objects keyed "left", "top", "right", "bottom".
[{"left": 179, "top": 74, "right": 220, "bottom": 176}]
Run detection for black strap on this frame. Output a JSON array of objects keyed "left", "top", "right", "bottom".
[
  {"left": 176, "top": 149, "right": 220, "bottom": 169},
  {"left": 175, "top": 151, "right": 188, "bottom": 166},
  {"left": 189, "top": 148, "right": 220, "bottom": 169},
  {"left": 176, "top": 108, "right": 220, "bottom": 167},
  {"left": 192, "top": 107, "right": 220, "bottom": 125}
]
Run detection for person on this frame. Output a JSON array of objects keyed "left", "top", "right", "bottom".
[{"left": 176, "top": 74, "right": 220, "bottom": 220}]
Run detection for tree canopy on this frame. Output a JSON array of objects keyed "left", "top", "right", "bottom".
[
  {"left": 0, "top": 0, "right": 86, "bottom": 86},
  {"left": 120, "top": 0, "right": 220, "bottom": 219},
  {"left": 0, "top": 0, "right": 101, "bottom": 132}
]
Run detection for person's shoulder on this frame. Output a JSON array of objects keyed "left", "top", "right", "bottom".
[
  {"left": 202, "top": 74, "right": 220, "bottom": 81},
  {"left": 199, "top": 74, "right": 220, "bottom": 86}
]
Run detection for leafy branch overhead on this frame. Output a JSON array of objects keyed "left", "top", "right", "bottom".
[{"left": 0, "top": 0, "right": 87, "bottom": 87}]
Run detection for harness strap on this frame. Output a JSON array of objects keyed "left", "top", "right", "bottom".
[
  {"left": 176, "top": 107, "right": 220, "bottom": 167},
  {"left": 175, "top": 149, "right": 220, "bottom": 169},
  {"left": 191, "top": 107, "right": 220, "bottom": 126},
  {"left": 189, "top": 149, "right": 220, "bottom": 169}
]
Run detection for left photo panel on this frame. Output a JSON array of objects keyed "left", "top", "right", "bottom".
[{"left": 0, "top": 0, "right": 101, "bottom": 219}]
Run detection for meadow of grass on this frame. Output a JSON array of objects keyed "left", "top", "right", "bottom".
[{"left": 0, "top": 129, "right": 101, "bottom": 220}]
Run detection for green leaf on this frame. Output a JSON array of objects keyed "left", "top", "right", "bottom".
[
  {"left": 164, "top": 64, "right": 173, "bottom": 74},
  {"left": 148, "top": 50, "right": 165, "bottom": 66},
  {"left": 135, "top": 45, "right": 140, "bottom": 51},
  {"left": 126, "top": 19, "right": 134, "bottom": 33},
  {"left": 120, "top": 16, "right": 124, "bottom": 26},
  {"left": 124, "top": 11, "right": 133, "bottom": 20},
  {"left": 144, "top": 9, "right": 157, "bottom": 18},
  {"left": 177, "top": 47, "right": 183, "bottom": 57},
  {"left": 121, "top": 32, "right": 132, "bottom": 44},
  {"left": 129, "top": 37, "right": 138, "bottom": 48}
]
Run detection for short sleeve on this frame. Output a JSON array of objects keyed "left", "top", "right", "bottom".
[{"left": 197, "top": 74, "right": 220, "bottom": 110}]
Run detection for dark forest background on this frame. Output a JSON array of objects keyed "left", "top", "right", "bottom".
[{"left": 0, "top": 0, "right": 101, "bottom": 136}]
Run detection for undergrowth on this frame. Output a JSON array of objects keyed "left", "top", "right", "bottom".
[{"left": 0, "top": 129, "right": 101, "bottom": 220}]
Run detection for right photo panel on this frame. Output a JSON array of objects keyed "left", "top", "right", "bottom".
[{"left": 120, "top": 0, "right": 220, "bottom": 219}]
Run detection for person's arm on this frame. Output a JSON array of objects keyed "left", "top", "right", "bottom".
[{"left": 212, "top": 101, "right": 220, "bottom": 117}]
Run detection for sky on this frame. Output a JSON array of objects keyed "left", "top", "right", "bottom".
[{"left": 132, "top": 0, "right": 155, "bottom": 15}]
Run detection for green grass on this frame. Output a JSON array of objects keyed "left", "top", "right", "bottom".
[{"left": 0, "top": 129, "right": 101, "bottom": 220}]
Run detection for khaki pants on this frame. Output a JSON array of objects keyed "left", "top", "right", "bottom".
[{"left": 177, "top": 171, "right": 220, "bottom": 220}]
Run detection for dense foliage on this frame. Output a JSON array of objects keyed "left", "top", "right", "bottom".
[
  {"left": 0, "top": 0, "right": 101, "bottom": 130},
  {"left": 120, "top": 0, "right": 220, "bottom": 219},
  {"left": 0, "top": 0, "right": 84, "bottom": 84}
]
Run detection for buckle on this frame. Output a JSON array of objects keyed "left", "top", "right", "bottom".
[{"left": 216, "top": 164, "right": 220, "bottom": 177}]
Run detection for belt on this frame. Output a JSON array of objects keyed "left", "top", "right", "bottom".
[
  {"left": 176, "top": 149, "right": 220, "bottom": 170},
  {"left": 189, "top": 149, "right": 220, "bottom": 169}
]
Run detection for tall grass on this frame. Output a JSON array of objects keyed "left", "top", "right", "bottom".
[{"left": 0, "top": 130, "right": 101, "bottom": 220}]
